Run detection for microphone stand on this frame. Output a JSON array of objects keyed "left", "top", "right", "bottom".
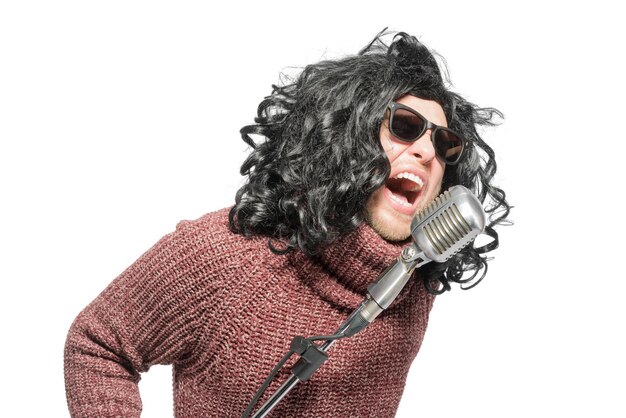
[
  {"left": 248, "top": 243, "right": 426, "bottom": 418},
  {"left": 249, "top": 315, "right": 352, "bottom": 418}
]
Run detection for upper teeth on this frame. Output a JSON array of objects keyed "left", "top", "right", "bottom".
[{"left": 394, "top": 172, "right": 423, "bottom": 187}]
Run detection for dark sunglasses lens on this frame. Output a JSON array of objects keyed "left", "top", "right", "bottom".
[
  {"left": 391, "top": 108, "right": 425, "bottom": 141},
  {"left": 434, "top": 129, "right": 464, "bottom": 164}
]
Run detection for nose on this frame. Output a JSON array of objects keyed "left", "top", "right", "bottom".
[{"left": 405, "top": 130, "right": 437, "bottom": 163}]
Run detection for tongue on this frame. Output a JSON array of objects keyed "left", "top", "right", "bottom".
[
  {"left": 386, "top": 178, "right": 418, "bottom": 205},
  {"left": 398, "top": 178, "right": 419, "bottom": 191},
  {"left": 387, "top": 178, "right": 419, "bottom": 193}
]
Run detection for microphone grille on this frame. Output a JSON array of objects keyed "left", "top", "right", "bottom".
[
  {"left": 413, "top": 189, "right": 453, "bottom": 225},
  {"left": 411, "top": 186, "right": 486, "bottom": 263},
  {"left": 423, "top": 203, "right": 472, "bottom": 255}
]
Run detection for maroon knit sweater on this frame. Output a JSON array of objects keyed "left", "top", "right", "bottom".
[{"left": 64, "top": 208, "right": 436, "bottom": 417}]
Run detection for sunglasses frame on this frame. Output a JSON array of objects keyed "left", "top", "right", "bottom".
[{"left": 387, "top": 101, "right": 466, "bottom": 166}]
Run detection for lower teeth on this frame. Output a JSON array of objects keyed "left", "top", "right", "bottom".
[{"left": 390, "top": 193, "right": 411, "bottom": 207}]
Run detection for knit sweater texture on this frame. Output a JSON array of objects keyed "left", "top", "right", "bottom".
[{"left": 64, "top": 208, "right": 436, "bottom": 417}]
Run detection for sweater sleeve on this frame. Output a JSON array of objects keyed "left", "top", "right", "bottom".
[{"left": 64, "top": 219, "right": 212, "bottom": 417}]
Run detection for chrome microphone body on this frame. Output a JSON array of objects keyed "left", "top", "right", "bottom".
[{"left": 353, "top": 185, "right": 486, "bottom": 328}]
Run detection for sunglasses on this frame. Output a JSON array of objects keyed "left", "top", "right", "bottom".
[{"left": 387, "top": 101, "right": 466, "bottom": 165}]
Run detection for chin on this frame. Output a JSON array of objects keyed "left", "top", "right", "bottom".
[
  {"left": 370, "top": 222, "right": 411, "bottom": 242},
  {"left": 364, "top": 202, "right": 413, "bottom": 242}
]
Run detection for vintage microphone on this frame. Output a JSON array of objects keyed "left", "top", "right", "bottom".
[{"left": 243, "top": 185, "right": 487, "bottom": 418}]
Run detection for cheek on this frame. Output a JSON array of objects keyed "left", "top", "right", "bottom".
[
  {"left": 432, "top": 161, "right": 446, "bottom": 186},
  {"left": 380, "top": 131, "right": 404, "bottom": 162}
]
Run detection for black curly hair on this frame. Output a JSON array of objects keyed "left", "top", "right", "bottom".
[{"left": 229, "top": 29, "right": 511, "bottom": 293}]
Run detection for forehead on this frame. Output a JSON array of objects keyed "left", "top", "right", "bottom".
[{"left": 395, "top": 95, "right": 448, "bottom": 127}]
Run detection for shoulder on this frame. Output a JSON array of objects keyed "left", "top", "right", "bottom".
[
  {"left": 169, "top": 207, "right": 274, "bottom": 271},
  {"left": 173, "top": 207, "right": 234, "bottom": 247}
]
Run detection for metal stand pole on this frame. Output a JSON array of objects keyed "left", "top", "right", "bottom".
[{"left": 250, "top": 315, "right": 354, "bottom": 418}]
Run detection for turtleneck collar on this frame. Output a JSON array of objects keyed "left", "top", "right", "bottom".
[{"left": 287, "top": 223, "right": 416, "bottom": 311}]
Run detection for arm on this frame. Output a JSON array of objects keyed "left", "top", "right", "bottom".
[{"left": 64, "top": 220, "right": 210, "bottom": 417}]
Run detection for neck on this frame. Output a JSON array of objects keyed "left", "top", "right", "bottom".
[{"left": 287, "top": 223, "right": 413, "bottom": 310}]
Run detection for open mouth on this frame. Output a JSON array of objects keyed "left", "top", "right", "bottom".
[{"left": 384, "top": 172, "right": 424, "bottom": 214}]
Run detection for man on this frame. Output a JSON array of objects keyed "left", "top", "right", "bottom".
[{"left": 64, "top": 30, "right": 510, "bottom": 417}]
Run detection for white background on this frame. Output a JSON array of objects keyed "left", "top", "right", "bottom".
[{"left": 1, "top": 1, "right": 624, "bottom": 417}]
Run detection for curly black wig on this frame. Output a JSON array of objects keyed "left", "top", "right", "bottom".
[{"left": 229, "top": 29, "right": 511, "bottom": 293}]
